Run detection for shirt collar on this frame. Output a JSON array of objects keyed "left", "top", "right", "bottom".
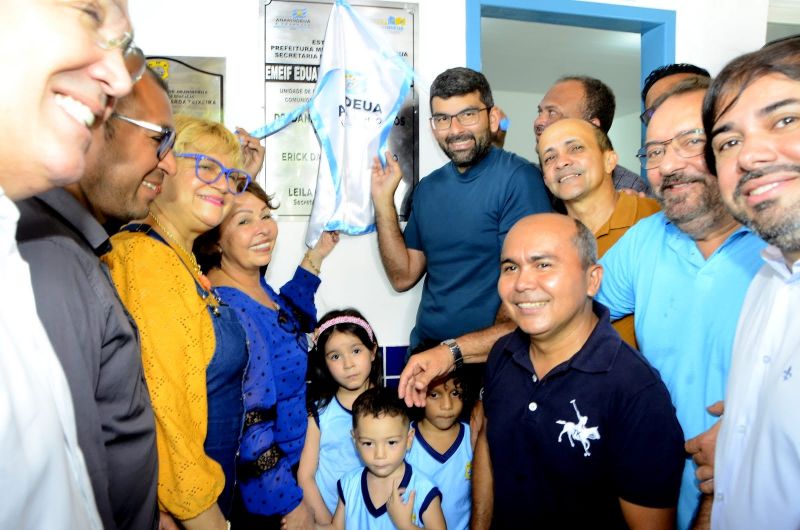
[
  {"left": 761, "top": 244, "right": 800, "bottom": 283},
  {"left": 503, "top": 301, "right": 622, "bottom": 376},
  {"left": 36, "top": 188, "right": 111, "bottom": 256}
]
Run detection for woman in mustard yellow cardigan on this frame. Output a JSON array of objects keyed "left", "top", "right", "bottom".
[{"left": 105, "top": 115, "right": 255, "bottom": 530}]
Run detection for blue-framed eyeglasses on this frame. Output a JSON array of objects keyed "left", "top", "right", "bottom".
[
  {"left": 176, "top": 153, "right": 252, "bottom": 195},
  {"left": 111, "top": 113, "right": 176, "bottom": 160}
]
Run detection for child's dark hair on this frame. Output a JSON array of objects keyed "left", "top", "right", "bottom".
[
  {"left": 306, "top": 308, "right": 383, "bottom": 412},
  {"left": 409, "top": 341, "right": 475, "bottom": 423},
  {"left": 351, "top": 387, "right": 409, "bottom": 430}
]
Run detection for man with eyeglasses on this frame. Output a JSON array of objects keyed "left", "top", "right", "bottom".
[
  {"left": 640, "top": 63, "right": 710, "bottom": 126},
  {"left": 534, "top": 76, "right": 651, "bottom": 195},
  {"left": 373, "top": 67, "right": 550, "bottom": 407},
  {"left": 0, "top": 0, "right": 140, "bottom": 528},
  {"left": 15, "top": 67, "right": 174, "bottom": 530},
  {"left": 696, "top": 35, "right": 800, "bottom": 530},
  {"left": 595, "top": 77, "right": 765, "bottom": 530}
]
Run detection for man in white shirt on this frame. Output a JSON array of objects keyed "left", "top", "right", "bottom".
[
  {"left": 0, "top": 0, "right": 137, "bottom": 527},
  {"left": 701, "top": 35, "right": 800, "bottom": 530}
]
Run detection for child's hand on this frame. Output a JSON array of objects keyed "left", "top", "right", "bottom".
[
  {"left": 370, "top": 150, "right": 403, "bottom": 204},
  {"left": 386, "top": 479, "right": 417, "bottom": 530}
]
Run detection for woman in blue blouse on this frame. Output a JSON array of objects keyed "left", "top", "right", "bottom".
[{"left": 196, "top": 181, "right": 338, "bottom": 529}]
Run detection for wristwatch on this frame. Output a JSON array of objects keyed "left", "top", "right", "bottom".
[{"left": 441, "top": 339, "right": 464, "bottom": 370}]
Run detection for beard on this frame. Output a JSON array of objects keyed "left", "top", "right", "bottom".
[
  {"left": 656, "top": 169, "right": 730, "bottom": 238},
  {"left": 730, "top": 164, "right": 800, "bottom": 254},
  {"left": 439, "top": 129, "right": 493, "bottom": 169}
]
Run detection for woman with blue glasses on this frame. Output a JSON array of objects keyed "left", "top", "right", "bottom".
[{"left": 104, "top": 115, "right": 255, "bottom": 530}]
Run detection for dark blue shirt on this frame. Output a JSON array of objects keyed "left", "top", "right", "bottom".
[
  {"left": 483, "top": 302, "right": 685, "bottom": 529},
  {"left": 216, "top": 266, "right": 320, "bottom": 516},
  {"left": 404, "top": 146, "right": 551, "bottom": 348}
]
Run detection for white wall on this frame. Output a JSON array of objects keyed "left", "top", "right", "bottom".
[{"left": 128, "top": 0, "right": 770, "bottom": 346}]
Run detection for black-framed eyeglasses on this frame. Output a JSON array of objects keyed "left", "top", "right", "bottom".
[
  {"left": 111, "top": 113, "right": 176, "bottom": 160},
  {"left": 640, "top": 106, "right": 656, "bottom": 125},
  {"left": 636, "top": 128, "right": 706, "bottom": 169},
  {"left": 430, "top": 107, "right": 491, "bottom": 130},
  {"left": 175, "top": 153, "right": 252, "bottom": 195}
]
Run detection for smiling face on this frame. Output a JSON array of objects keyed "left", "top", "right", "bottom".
[
  {"left": 498, "top": 214, "right": 601, "bottom": 344},
  {"left": 534, "top": 80, "right": 587, "bottom": 139},
  {"left": 0, "top": 0, "right": 134, "bottom": 199},
  {"left": 217, "top": 190, "right": 278, "bottom": 273},
  {"left": 324, "top": 330, "right": 376, "bottom": 393},
  {"left": 538, "top": 118, "right": 616, "bottom": 203},
  {"left": 155, "top": 148, "right": 234, "bottom": 237},
  {"left": 78, "top": 72, "right": 176, "bottom": 223},
  {"left": 430, "top": 90, "right": 497, "bottom": 171},
  {"left": 647, "top": 90, "right": 729, "bottom": 235},
  {"left": 711, "top": 73, "right": 800, "bottom": 261},
  {"left": 353, "top": 413, "right": 413, "bottom": 479},
  {"left": 422, "top": 377, "right": 464, "bottom": 432}
]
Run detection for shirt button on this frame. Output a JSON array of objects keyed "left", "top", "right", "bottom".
[
  {"left": 715, "top": 493, "right": 724, "bottom": 502},
  {"left": 737, "top": 423, "right": 746, "bottom": 433},
  {"left": 763, "top": 355, "right": 772, "bottom": 363},
  {"left": 528, "top": 402, "right": 538, "bottom": 412},
  {"left": 531, "top": 374, "right": 538, "bottom": 383}
]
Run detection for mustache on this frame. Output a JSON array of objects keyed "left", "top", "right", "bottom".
[
  {"left": 446, "top": 132, "right": 475, "bottom": 145},
  {"left": 659, "top": 171, "right": 706, "bottom": 191},
  {"left": 734, "top": 164, "right": 800, "bottom": 200}
]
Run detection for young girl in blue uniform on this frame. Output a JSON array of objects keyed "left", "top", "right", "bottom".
[
  {"left": 298, "top": 309, "right": 383, "bottom": 525},
  {"left": 329, "top": 387, "right": 446, "bottom": 530},
  {"left": 406, "top": 370, "right": 474, "bottom": 530}
]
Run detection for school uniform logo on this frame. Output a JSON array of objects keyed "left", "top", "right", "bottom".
[{"left": 556, "top": 399, "right": 600, "bottom": 457}]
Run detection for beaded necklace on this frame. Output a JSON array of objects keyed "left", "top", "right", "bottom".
[{"left": 149, "top": 212, "right": 215, "bottom": 294}]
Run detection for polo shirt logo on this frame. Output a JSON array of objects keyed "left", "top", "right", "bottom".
[{"left": 556, "top": 399, "right": 600, "bottom": 457}]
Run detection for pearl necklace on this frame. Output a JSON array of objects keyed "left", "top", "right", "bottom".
[{"left": 149, "top": 212, "right": 213, "bottom": 292}]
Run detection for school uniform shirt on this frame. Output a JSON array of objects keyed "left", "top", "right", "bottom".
[
  {"left": 406, "top": 421, "right": 472, "bottom": 530},
  {"left": 313, "top": 397, "right": 363, "bottom": 514},
  {"left": 337, "top": 463, "right": 441, "bottom": 529}
]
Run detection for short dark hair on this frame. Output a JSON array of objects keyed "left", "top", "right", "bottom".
[
  {"left": 641, "top": 63, "right": 710, "bottom": 103},
  {"left": 650, "top": 76, "right": 710, "bottom": 115},
  {"left": 572, "top": 218, "right": 598, "bottom": 270},
  {"left": 194, "top": 181, "right": 278, "bottom": 273},
  {"left": 557, "top": 76, "right": 616, "bottom": 133},
  {"left": 703, "top": 36, "right": 800, "bottom": 174},
  {"left": 589, "top": 122, "right": 614, "bottom": 152},
  {"left": 352, "top": 387, "right": 409, "bottom": 430},
  {"left": 429, "top": 67, "right": 494, "bottom": 110}
]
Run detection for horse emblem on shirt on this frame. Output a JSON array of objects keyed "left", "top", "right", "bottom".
[{"left": 556, "top": 399, "right": 600, "bottom": 457}]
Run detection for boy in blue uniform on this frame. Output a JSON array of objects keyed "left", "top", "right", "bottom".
[
  {"left": 327, "top": 387, "right": 446, "bottom": 530},
  {"left": 407, "top": 372, "right": 473, "bottom": 530}
]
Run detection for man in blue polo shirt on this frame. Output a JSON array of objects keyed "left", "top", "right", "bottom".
[
  {"left": 596, "top": 78, "right": 766, "bottom": 529},
  {"left": 472, "top": 213, "right": 684, "bottom": 529},
  {"left": 372, "top": 67, "right": 551, "bottom": 389}
]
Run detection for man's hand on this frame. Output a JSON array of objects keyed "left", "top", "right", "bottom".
[
  {"left": 386, "top": 480, "right": 416, "bottom": 530},
  {"left": 398, "top": 344, "right": 453, "bottom": 407},
  {"left": 685, "top": 401, "right": 724, "bottom": 494},
  {"left": 280, "top": 501, "right": 315, "bottom": 530},
  {"left": 371, "top": 151, "right": 403, "bottom": 205},
  {"left": 236, "top": 127, "right": 266, "bottom": 177}
]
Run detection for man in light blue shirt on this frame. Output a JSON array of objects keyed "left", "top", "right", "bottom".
[{"left": 596, "top": 78, "right": 765, "bottom": 530}]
